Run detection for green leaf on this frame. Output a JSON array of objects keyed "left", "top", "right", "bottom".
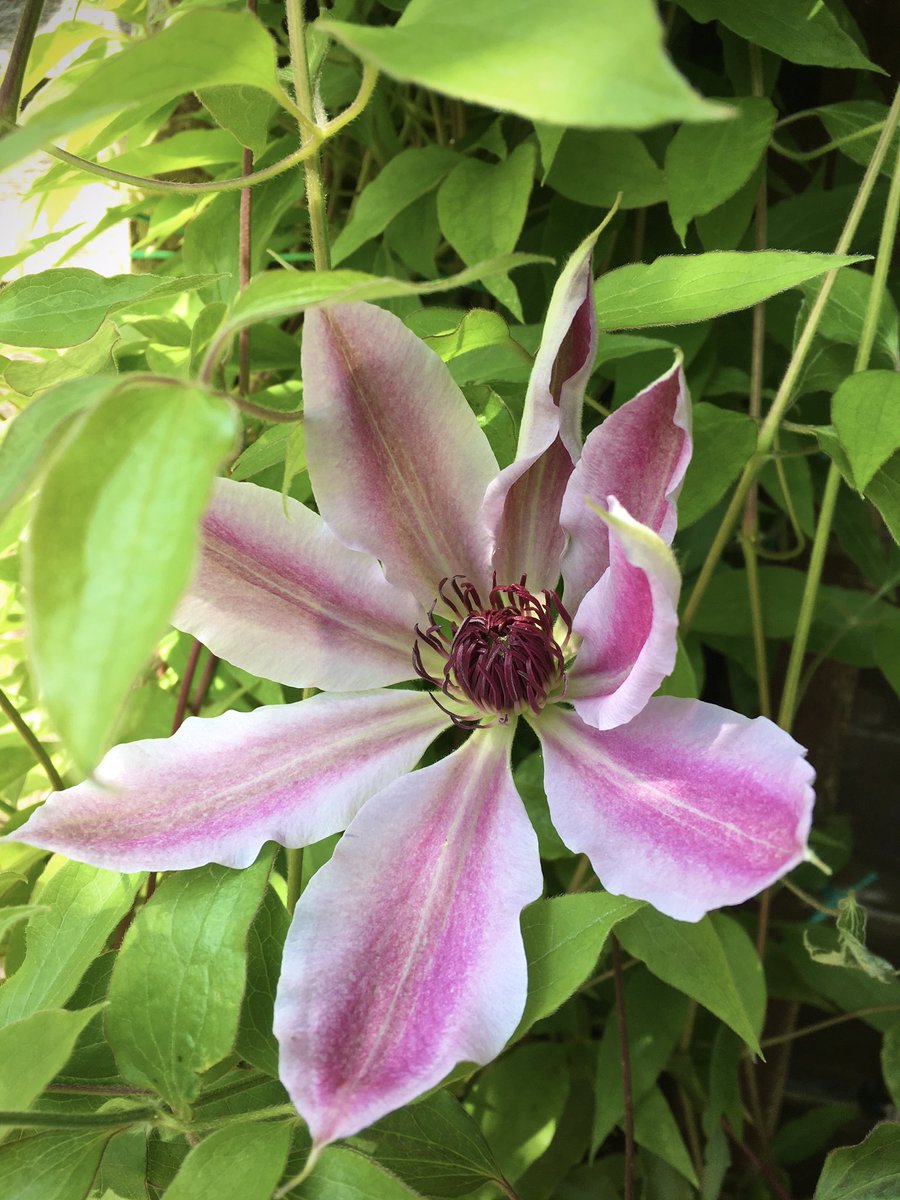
[
  {"left": 616, "top": 907, "right": 761, "bottom": 1053},
  {"left": 819, "top": 101, "right": 897, "bottom": 175},
  {"left": 547, "top": 131, "right": 667, "bottom": 210},
  {"left": 800, "top": 268, "right": 899, "bottom": 364},
  {"left": 320, "top": 0, "right": 727, "bottom": 130},
  {"left": 866, "top": 453, "right": 900, "bottom": 543},
  {"left": 164, "top": 1122, "right": 291, "bottom": 1200},
  {"left": 332, "top": 147, "right": 459, "bottom": 265},
  {"left": 814, "top": 1123, "right": 900, "bottom": 1199},
  {"left": 0, "top": 904, "right": 45, "bottom": 941},
  {"left": 0, "top": 376, "right": 117, "bottom": 520},
  {"left": 592, "top": 971, "right": 689, "bottom": 1154},
  {"left": 0, "top": 1131, "right": 112, "bottom": 1200},
  {"left": 106, "top": 857, "right": 271, "bottom": 1113},
  {"left": 882, "top": 1019, "right": 900, "bottom": 1108},
  {"left": 437, "top": 143, "right": 535, "bottom": 319},
  {"left": 0, "top": 1005, "right": 103, "bottom": 1109},
  {"left": 773, "top": 1104, "right": 857, "bottom": 1167},
  {"left": 666, "top": 97, "right": 775, "bottom": 242},
  {"left": 634, "top": 1087, "right": 698, "bottom": 1186},
  {"left": 468, "top": 1043, "right": 570, "bottom": 1182},
  {"left": 0, "top": 861, "right": 143, "bottom": 1026},
  {"left": 595, "top": 252, "right": 867, "bottom": 329},
  {"left": 4, "top": 322, "right": 120, "bottom": 398},
  {"left": 677, "top": 0, "right": 879, "bottom": 71},
  {"left": 236, "top": 885, "right": 289, "bottom": 1077},
  {"left": 27, "top": 379, "right": 238, "bottom": 770},
  {"left": 0, "top": 269, "right": 220, "bottom": 349},
  {"left": 832, "top": 371, "right": 900, "bottom": 492},
  {"left": 803, "top": 894, "right": 897, "bottom": 983},
  {"left": 198, "top": 86, "right": 279, "bottom": 160},
  {"left": 678, "top": 403, "right": 757, "bottom": 526},
  {"left": 513, "top": 752, "right": 570, "bottom": 860},
  {"left": 354, "top": 1090, "right": 505, "bottom": 1198},
  {"left": 296, "top": 1146, "right": 423, "bottom": 1198},
  {"left": 711, "top": 913, "right": 767, "bottom": 1038},
  {"left": 0, "top": 10, "right": 285, "bottom": 172},
  {"left": 517, "top": 893, "right": 644, "bottom": 1037}
]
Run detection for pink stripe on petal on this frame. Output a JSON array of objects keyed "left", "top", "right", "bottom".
[
  {"left": 176, "top": 479, "right": 421, "bottom": 690},
  {"left": 568, "top": 498, "right": 680, "bottom": 730},
  {"left": 274, "top": 723, "right": 542, "bottom": 1146},
  {"left": 482, "top": 231, "right": 599, "bottom": 589},
  {"left": 561, "top": 361, "right": 691, "bottom": 612},
  {"left": 533, "top": 700, "right": 814, "bottom": 922},
  {"left": 302, "top": 303, "right": 497, "bottom": 605},
  {"left": 11, "top": 691, "right": 450, "bottom": 873}
]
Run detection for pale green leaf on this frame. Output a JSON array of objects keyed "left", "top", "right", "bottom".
[
  {"left": 677, "top": 0, "right": 878, "bottom": 70},
  {"left": 0, "top": 269, "right": 220, "bottom": 349},
  {"left": 0, "top": 904, "right": 45, "bottom": 941},
  {"left": 332, "top": 147, "right": 459, "bottom": 265},
  {"left": 0, "top": 1131, "right": 112, "bottom": 1200},
  {"left": 164, "top": 1122, "right": 291, "bottom": 1200},
  {"left": 320, "top": 0, "right": 727, "bottom": 129},
  {"left": 106, "top": 858, "right": 271, "bottom": 1112},
  {"left": 819, "top": 101, "right": 897, "bottom": 175},
  {"left": 814, "top": 1123, "right": 900, "bottom": 1199},
  {"left": 437, "top": 143, "right": 535, "bottom": 318},
  {"left": 517, "top": 893, "right": 644, "bottom": 1037},
  {"left": 547, "top": 130, "right": 667, "bottom": 210},
  {"left": 0, "top": 10, "right": 285, "bottom": 172},
  {"left": 0, "top": 1005, "right": 103, "bottom": 1110},
  {"left": 5, "top": 322, "right": 120, "bottom": 398},
  {"left": 27, "top": 379, "right": 238, "bottom": 769},
  {"left": 616, "top": 907, "right": 761, "bottom": 1053},
  {"left": 354, "top": 1090, "right": 505, "bottom": 1198},
  {"left": 0, "top": 375, "right": 117, "bottom": 519},
  {"left": 666, "top": 97, "right": 775, "bottom": 241},
  {"left": 678, "top": 403, "right": 757, "bottom": 526},
  {"left": 595, "top": 251, "right": 866, "bottom": 329},
  {"left": 236, "top": 885, "right": 289, "bottom": 1077},
  {"left": 0, "top": 861, "right": 143, "bottom": 1026},
  {"left": 832, "top": 371, "right": 900, "bottom": 492},
  {"left": 198, "top": 86, "right": 279, "bottom": 160}
]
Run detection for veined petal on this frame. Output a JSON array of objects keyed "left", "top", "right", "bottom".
[
  {"left": 10, "top": 691, "right": 450, "bottom": 873},
  {"left": 482, "top": 231, "right": 598, "bottom": 590},
  {"left": 561, "top": 361, "right": 691, "bottom": 612},
  {"left": 533, "top": 700, "right": 814, "bottom": 923},
  {"left": 568, "top": 498, "right": 680, "bottom": 730},
  {"left": 274, "top": 722, "right": 542, "bottom": 1146},
  {"left": 176, "top": 479, "right": 421, "bottom": 690},
  {"left": 302, "top": 303, "right": 497, "bottom": 605}
]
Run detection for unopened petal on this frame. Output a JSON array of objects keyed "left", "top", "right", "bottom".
[
  {"left": 274, "top": 723, "right": 542, "bottom": 1146},
  {"left": 10, "top": 691, "right": 450, "bottom": 872},
  {"left": 561, "top": 361, "right": 691, "bottom": 611},
  {"left": 568, "top": 498, "right": 680, "bottom": 730},
  {"left": 533, "top": 700, "right": 814, "bottom": 923},
  {"left": 302, "top": 303, "right": 497, "bottom": 605},
  {"left": 176, "top": 479, "right": 421, "bottom": 690},
  {"left": 483, "top": 230, "right": 599, "bottom": 590}
]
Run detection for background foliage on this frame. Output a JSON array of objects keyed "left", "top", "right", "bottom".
[{"left": 0, "top": 0, "right": 899, "bottom": 1197}]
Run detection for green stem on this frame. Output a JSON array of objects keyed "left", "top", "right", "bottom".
[
  {"left": 761, "top": 1004, "right": 900, "bottom": 1048},
  {"left": 0, "top": 686, "right": 63, "bottom": 791},
  {"left": 777, "top": 117, "right": 900, "bottom": 731},
  {"left": 0, "top": 1107, "right": 158, "bottom": 1129},
  {"left": 681, "top": 83, "right": 900, "bottom": 638},
  {"left": 286, "top": 0, "right": 332, "bottom": 271},
  {"left": 286, "top": 847, "right": 304, "bottom": 915},
  {"left": 0, "top": 0, "right": 45, "bottom": 123}
]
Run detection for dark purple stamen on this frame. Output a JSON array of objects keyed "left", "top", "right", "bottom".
[{"left": 413, "top": 576, "right": 571, "bottom": 728}]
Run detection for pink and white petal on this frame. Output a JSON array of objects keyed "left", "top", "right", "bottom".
[
  {"left": 482, "top": 231, "right": 599, "bottom": 590},
  {"left": 176, "top": 479, "right": 422, "bottom": 690},
  {"left": 568, "top": 498, "right": 680, "bottom": 730},
  {"left": 532, "top": 700, "right": 814, "bottom": 923},
  {"left": 561, "top": 361, "right": 692, "bottom": 611},
  {"left": 10, "top": 691, "right": 450, "bottom": 873},
  {"left": 518, "top": 226, "right": 600, "bottom": 463},
  {"left": 302, "top": 303, "right": 497, "bottom": 604},
  {"left": 274, "top": 722, "right": 543, "bottom": 1146}
]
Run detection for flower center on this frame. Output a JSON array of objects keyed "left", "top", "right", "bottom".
[{"left": 413, "top": 577, "right": 571, "bottom": 728}]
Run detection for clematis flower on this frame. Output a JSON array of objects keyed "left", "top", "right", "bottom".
[{"left": 10, "top": 234, "right": 814, "bottom": 1150}]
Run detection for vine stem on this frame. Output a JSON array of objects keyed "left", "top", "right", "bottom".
[
  {"left": 722, "top": 1120, "right": 792, "bottom": 1200},
  {"left": 611, "top": 934, "right": 634, "bottom": 1200},
  {"left": 0, "top": 0, "right": 45, "bottom": 123},
  {"left": 681, "top": 83, "right": 900, "bottom": 638},
  {"left": 761, "top": 1004, "right": 900, "bottom": 1048},
  {"left": 778, "top": 118, "right": 900, "bottom": 731},
  {"left": 286, "top": 0, "right": 332, "bottom": 271},
  {"left": 0, "top": 685, "right": 63, "bottom": 791}
]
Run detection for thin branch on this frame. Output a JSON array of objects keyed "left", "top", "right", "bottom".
[
  {"left": 761, "top": 1004, "right": 900, "bottom": 1049},
  {"left": 0, "top": 0, "right": 45, "bottom": 123},
  {"left": 0, "top": 685, "right": 63, "bottom": 791},
  {"left": 722, "top": 1120, "right": 792, "bottom": 1200}
]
